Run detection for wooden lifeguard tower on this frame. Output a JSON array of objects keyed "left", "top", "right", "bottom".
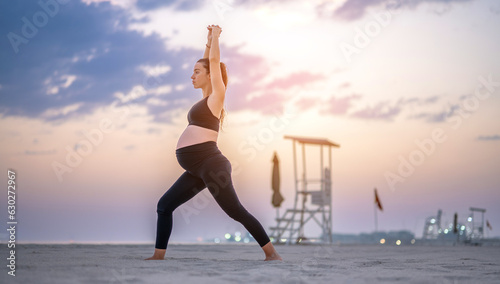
[{"left": 269, "top": 135, "right": 340, "bottom": 244}]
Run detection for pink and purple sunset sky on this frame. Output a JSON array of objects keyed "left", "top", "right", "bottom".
[{"left": 1, "top": 0, "right": 499, "bottom": 243}]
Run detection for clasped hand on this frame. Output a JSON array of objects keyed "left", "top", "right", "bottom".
[{"left": 207, "top": 24, "right": 222, "bottom": 43}]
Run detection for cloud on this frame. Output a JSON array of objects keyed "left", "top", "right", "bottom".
[
  {"left": 350, "top": 101, "right": 402, "bottom": 120},
  {"left": 1, "top": 1, "right": 201, "bottom": 122},
  {"left": 1, "top": 1, "right": 301, "bottom": 124},
  {"left": 147, "top": 127, "right": 162, "bottom": 135},
  {"left": 266, "top": 72, "right": 324, "bottom": 90},
  {"left": 225, "top": 68, "right": 326, "bottom": 116},
  {"left": 395, "top": 95, "right": 450, "bottom": 123},
  {"left": 41, "top": 103, "right": 84, "bottom": 119},
  {"left": 237, "top": 92, "right": 286, "bottom": 115},
  {"left": 423, "top": 95, "right": 439, "bottom": 104},
  {"left": 295, "top": 97, "right": 318, "bottom": 112},
  {"left": 320, "top": 94, "right": 362, "bottom": 115},
  {"left": 6, "top": 1, "right": 458, "bottom": 126},
  {"left": 221, "top": 46, "right": 271, "bottom": 109},
  {"left": 24, "top": 149, "right": 57, "bottom": 155},
  {"left": 225, "top": 70, "right": 325, "bottom": 115},
  {"left": 408, "top": 103, "right": 459, "bottom": 123},
  {"left": 223, "top": 53, "right": 327, "bottom": 115},
  {"left": 331, "top": 0, "right": 387, "bottom": 21},
  {"left": 124, "top": 144, "right": 136, "bottom": 151},
  {"left": 295, "top": 92, "right": 443, "bottom": 121},
  {"left": 490, "top": 4, "right": 500, "bottom": 15},
  {"left": 338, "top": 82, "right": 351, "bottom": 89},
  {"left": 329, "top": 0, "right": 474, "bottom": 21},
  {"left": 135, "top": 0, "right": 205, "bottom": 11},
  {"left": 477, "top": 135, "right": 500, "bottom": 141}
]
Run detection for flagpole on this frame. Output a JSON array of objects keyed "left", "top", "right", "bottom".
[{"left": 486, "top": 221, "right": 489, "bottom": 238}]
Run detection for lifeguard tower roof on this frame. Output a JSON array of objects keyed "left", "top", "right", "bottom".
[{"left": 284, "top": 135, "right": 340, "bottom": 148}]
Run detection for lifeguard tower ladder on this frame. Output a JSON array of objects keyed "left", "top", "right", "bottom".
[{"left": 270, "top": 135, "right": 340, "bottom": 244}]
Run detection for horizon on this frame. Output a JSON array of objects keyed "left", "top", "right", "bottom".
[{"left": 1, "top": 0, "right": 499, "bottom": 245}]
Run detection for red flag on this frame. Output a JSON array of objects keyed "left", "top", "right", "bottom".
[
  {"left": 487, "top": 220, "right": 492, "bottom": 230},
  {"left": 374, "top": 188, "right": 383, "bottom": 212}
]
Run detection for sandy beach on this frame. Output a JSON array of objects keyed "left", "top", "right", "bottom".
[{"left": 1, "top": 243, "right": 499, "bottom": 284}]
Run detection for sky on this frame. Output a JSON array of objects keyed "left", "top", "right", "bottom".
[{"left": 1, "top": 0, "right": 499, "bottom": 244}]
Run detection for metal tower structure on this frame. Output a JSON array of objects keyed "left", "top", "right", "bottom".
[
  {"left": 422, "top": 209, "right": 442, "bottom": 239},
  {"left": 269, "top": 135, "right": 340, "bottom": 244},
  {"left": 467, "top": 207, "right": 486, "bottom": 244}
]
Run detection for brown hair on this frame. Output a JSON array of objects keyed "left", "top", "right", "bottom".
[{"left": 196, "top": 58, "right": 228, "bottom": 129}]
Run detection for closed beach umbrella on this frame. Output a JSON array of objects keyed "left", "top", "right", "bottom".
[{"left": 272, "top": 151, "right": 284, "bottom": 208}]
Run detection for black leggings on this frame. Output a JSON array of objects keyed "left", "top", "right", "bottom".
[{"left": 154, "top": 141, "right": 271, "bottom": 249}]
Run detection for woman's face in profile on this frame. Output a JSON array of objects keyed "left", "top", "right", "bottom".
[{"left": 191, "top": 62, "right": 209, "bottom": 89}]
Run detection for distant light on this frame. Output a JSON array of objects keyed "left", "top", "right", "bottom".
[
  {"left": 214, "top": 238, "right": 220, "bottom": 244},
  {"left": 396, "top": 240, "right": 401, "bottom": 246},
  {"left": 428, "top": 226, "right": 433, "bottom": 231},
  {"left": 461, "top": 225, "right": 466, "bottom": 231},
  {"left": 380, "top": 238, "right": 386, "bottom": 244},
  {"left": 430, "top": 218, "right": 436, "bottom": 224},
  {"left": 411, "top": 239, "right": 416, "bottom": 245},
  {"left": 235, "top": 236, "right": 241, "bottom": 242},
  {"left": 468, "top": 217, "right": 472, "bottom": 222},
  {"left": 280, "top": 238, "right": 287, "bottom": 242},
  {"left": 243, "top": 237, "right": 250, "bottom": 243},
  {"left": 197, "top": 237, "right": 203, "bottom": 242},
  {"left": 224, "top": 233, "right": 231, "bottom": 240},
  {"left": 270, "top": 237, "right": 275, "bottom": 242},
  {"left": 444, "top": 229, "right": 449, "bottom": 234},
  {"left": 235, "top": 231, "right": 241, "bottom": 237}
]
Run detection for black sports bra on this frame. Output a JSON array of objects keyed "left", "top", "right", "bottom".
[{"left": 187, "top": 96, "right": 220, "bottom": 132}]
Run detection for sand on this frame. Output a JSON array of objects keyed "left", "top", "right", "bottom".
[{"left": 1, "top": 243, "right": 499, "bottom": 284}]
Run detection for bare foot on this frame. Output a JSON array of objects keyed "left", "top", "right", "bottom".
[
  {"left": 264, "top": 252, "right": 283, "bottom": 261},
  {"left": 262, "top": 241, "right": 283, "bottom": 261},
  {"left": 145, "top": 248, "right": 166, "bottom": 260},
  {"left": 144, "top": 256, "right": 164, "bottom": 260}
]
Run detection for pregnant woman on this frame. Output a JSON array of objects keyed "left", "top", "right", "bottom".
[{"left": 146, "top": 25, "right": 282, "bottom": 261}]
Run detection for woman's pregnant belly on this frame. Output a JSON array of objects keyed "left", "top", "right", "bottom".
[{"left": 176, "top": 125, "right": 218, "bottom": 150}]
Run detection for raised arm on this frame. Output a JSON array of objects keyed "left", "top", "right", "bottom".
[
  {"left": 208, "top": 25, "right": 226, "bottom": 102},
  {"left": 203, "top": 25, "right": 212, "bottom": 59}
]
